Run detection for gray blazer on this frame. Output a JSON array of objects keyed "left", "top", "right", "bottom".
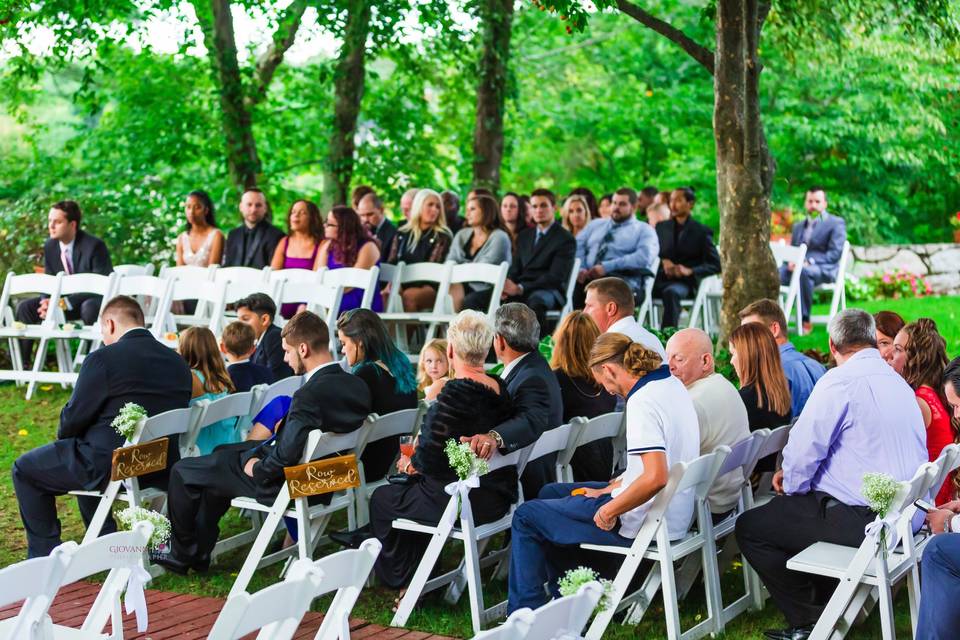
[
  {"left": 790, "top": 212, "right": 847, "bottom": 280},
  {"left": 448, "top": 228, "right": 512, "bottom": 290}
]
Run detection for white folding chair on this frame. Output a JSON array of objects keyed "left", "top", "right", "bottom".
[
  {"left": 307, "top": 539, "right": 381, "bottom": 640},
  {"left": 304, "top": 282, "right": 344, "bottom": 355},
  {"left": 209, "top": 557, "right": 326, "bottom": 640},
  {"left": 582, "top": 450, "right": 729, "bottom": 640},
  {"left": 158, "top": 264, "right": 217, "bottom": 284},
  {"left": 50, "top": 272, "right": 119, "bottom": 375},
  {"left": 556, "top": 412, "right": 622, "bottom": 483},
  {"left": 545, "top": 258, "right": 581, "bottom": 324},
  {"left": 787, "top": 463, "right": 937, "bottom": 640},
  {"left": 927, "top": 443, "right": 960, "bottom": 504},
  {"left": 0, "top": 543, "right": 77, "bottom": 640},
  {"left": 686, "top": 275, "right": 723, "bottom": 337},
  {"left": 226, "top": 428, "right": 367, "bottom": 597},
  {"left": 113, "top": 264, "right": 155, "bottom": 277},
  {"left": 377, "top": 263, "right": 401, "bottom": 311},
  {"left": 251, "top": 375, "right": 305, "bottom": 415},
  {"left": 391, "top": 445, "right": 532, "bottom": 635},
  {"left": 770, "top": 241, "right": 807, "bottom": 334},
  {"left": 414, "top": 262, "right": 508, "bottom": 350},
  {"left": 354, "top": 408, "right": 421, "bottom": 526},
  {"left": 76, "top": 406, "right": 202, "bottom": 547},
  {"left": 0, "top": 272, "right": 67, "bottom": 399},
  {"left": 637, "top": 256, "right": 660, "bottom": 329},
  {"left": 379, "top": 262, "right": 452, "bottom": 352},
  {"left": 186, "top": 390, "right": 257, "bottom": 457},
  {"left": 215, "top": 266, "right": 274, "bottom": 304},
  {"left": 39, "top": 522, "right": 155, "bottom": 640},
  {"left": 164, "top": 279, "right": 228, "bottom": 335},
  {"left": 113, "top": 275, "right": 173, "bottom": 338},
  {"left": 269, "top": 268, "right": 323, "bottom": 325},
  {"left": 471, "top": 609, "right": 535, "bottom": 640},
  {"left": 810, "top": 240, "right": 851, "bottom": 328},
  {"left": 322, "top": 267, "right": 380, "bottom": 311},
  {"left": 474, "top": 581, "right": 604, "bottom": 640},
  {"left": 751, "top": 423, "right": 793, "bottom": 509}
]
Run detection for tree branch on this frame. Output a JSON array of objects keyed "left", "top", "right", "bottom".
[
  {"left": 246, "top": 0, "right": 308, "bottom": 108},
  {"left": 615, "top": 0, "right": 715, "bottom": 74}
]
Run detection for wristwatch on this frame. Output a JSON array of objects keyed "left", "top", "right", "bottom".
[
  {"left": 487, "top": 430, "right": 505, "bottom": 450},
  {"left": 948, "top": 514, "right": 960, "bottom": 533}
]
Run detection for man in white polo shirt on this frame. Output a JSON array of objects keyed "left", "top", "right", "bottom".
[{"left": 583, "top": 276, "right": 665, "bottom": 360}]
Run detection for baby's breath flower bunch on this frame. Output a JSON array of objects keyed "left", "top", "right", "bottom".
[
  {"left": 862, "top": 473, "right": 901, "bottom": 518},
  {"left": 116, "top": 506, "right": 171, "bottom": 551},
  {"left": 111, "top": 403, "right": 147, "bottom": 440},
  {"left": 445, "top": 439, "right": 489, "bottom": 480},
  {"left": 558, "top": 566, "right": 613, "bottom": 612}
]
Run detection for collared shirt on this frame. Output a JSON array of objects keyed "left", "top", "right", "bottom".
[
  {"left": 607, "top": 316, "right": 666, "bottom": 361},
  {"left": 781, "top": 348, "right": 927, "bottom": 506},
  {"left": 59, "top": 238, "right": 76, "bottom": 274},
  {"left": 576, "top": 217, "right": 659, "bottom": 292},
  {"left": 614, "top": 366, "right": 699, "bottom": 539},
  {"left": 227, "top": 359, "right": 251, "bottom": 367},
  {"left": 304, "top": 360, "right": 339, "bottom": 384},
  {"left": 779, "top": 342, "right": 826, "bottom": 417},
  {"left": 500, "top": 351, "right": 530, "bottom": 381}
]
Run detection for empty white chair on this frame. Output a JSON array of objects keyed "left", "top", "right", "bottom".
[
  {"left": 215, "top": 266, "right": 273, "bottom": 304},
  {"left": 322, "top": 266, "right": 380, "bottom": 311},
  {"left": 113, "top": 264, "right": 155, "bottom": 277},
  {"left": 770, "top": 242, "right": 807, "bottom": 334},
  {"left": 810, "top": 240, "right": 851, "bottom": 328},
  {"left": 0, "top": 272, "right": 66, "bottom": 398},
  {"left": 379, "top": 262, "right": 452, "bottom": 352},
  {"left": 545, "top": 258, "right": 582, "bottom": 325},
  {"left": 0, "top": 542, "right": 77, "bottom": 640}
]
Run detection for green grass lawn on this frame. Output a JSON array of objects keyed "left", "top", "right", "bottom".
[{"left": 1, "top": 293, "right": 948, "bottom": 638}]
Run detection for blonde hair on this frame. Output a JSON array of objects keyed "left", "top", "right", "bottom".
[
  {"left": 447, "top": 310, "right": 494, "bottom": 366},
  {"left": 728, "top": 322, "right": 791, "bottom": 416},
  {"left": 399, "top": 188, "right": 450, "bottom": 246},
  {"left": 417, "top": 339, "right": 450, "bottom": 391},
  {"left": 551, "top": 311, "right": 601, "bottom": 380},
  {"left": 589, "top": 332, "right": 662, "bottom": 378},
  {"left": 561, "top": 194, "right": 592, "bottom": 234},
  {"left": 179, "top": 326, "right": 234, "bottom": 394}
]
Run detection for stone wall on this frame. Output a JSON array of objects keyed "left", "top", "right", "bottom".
[{"left": 851, "top": 243, "right": 960, "bottom": 295}]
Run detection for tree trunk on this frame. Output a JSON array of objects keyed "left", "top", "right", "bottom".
[
  {"left": 325, "top": 0, "right": 372, "bottom": 207},
  {"left": 713, "top": 0, "right": 779, "bottom": 341},
  {"left": 472, "top": 0, "right": 514, "bottom": 192},
  {"left": 195, "top": 0, "right": 262, "bottom": 191}
]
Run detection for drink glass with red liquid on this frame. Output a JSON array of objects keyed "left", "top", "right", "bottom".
[{"left": 399, "top": 435, "right": 415, "bottom": 460}]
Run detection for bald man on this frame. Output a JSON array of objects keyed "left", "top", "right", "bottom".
[{"left": 665, "top": 328, "right": 750, "bottom": 518}]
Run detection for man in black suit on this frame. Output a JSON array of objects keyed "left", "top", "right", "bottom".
[
  {"left": 356, "top": 190, "right": 396, "bottom": 253},
  {"left": 159, "top": 311, "right": 372, "bottom": 574},
  {"left": 462, "top": 303, "right": 563, "bottom": 500},
  {"left": 653, "top": 187, "right": 721, "bottom": 328},
  {"left": 501, "top": 188, "right": 576, "bottom": 335},
  {"left": 16, "top": 200, "right": 113, "bottom": 367},
  {"left": 236, "top": 293, "right": 293, "bottom": 379},
  {"left": 223, "top": 188, "right": 285, "bottom": 268},
  {"left": 12, "top": 296, "right": 192, "bottom": 558}
]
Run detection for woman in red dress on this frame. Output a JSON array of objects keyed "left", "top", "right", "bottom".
[{"left": 887, "top": 318, "right": 955, "bottom": 504}]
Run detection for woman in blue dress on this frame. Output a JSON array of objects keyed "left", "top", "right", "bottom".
[
  {"left": 178, "top": 327, "right": 237, "bottom": 455},
  {"left": 313, "top": 205, "right": 383, "bottom": 314}
]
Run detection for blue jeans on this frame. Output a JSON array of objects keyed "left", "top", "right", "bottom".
[
  {"left": 917, "top": 533, "right": 960, "bottom": 639},
  {"left": 507, "top": 482, "right": 631, "bottom": 613}
]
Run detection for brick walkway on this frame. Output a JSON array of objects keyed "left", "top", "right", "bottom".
[{"left": 0, "top": 580, "right": 458, "bottom": 640}]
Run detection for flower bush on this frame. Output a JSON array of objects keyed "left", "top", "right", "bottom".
[
  {"left": 950, "top": 212, "right": 960, "bottom": 230},
  {"left": 846, "top": 269, "right": 933, "bottom": 302}
]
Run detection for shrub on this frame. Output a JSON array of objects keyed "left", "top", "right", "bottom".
[{"left": 846, "top": 270, "right": 932, "bottom": 302}]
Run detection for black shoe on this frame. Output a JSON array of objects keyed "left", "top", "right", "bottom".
[
  {"left": 154, "top": 554, "right": 192, "bottom": 576},
  {"left": 329, "top": 526, "right": 373, "bottom": 550},
  {"left": 763, "top": 626, "right": 814, "bottom": 640}
]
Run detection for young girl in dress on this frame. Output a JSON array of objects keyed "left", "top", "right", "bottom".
[
  {"left": 416, "top": 339, "right": 449, "bottom": 402},
  {"left": 179, "top": 326, "right": 236, "bottom": 455}
]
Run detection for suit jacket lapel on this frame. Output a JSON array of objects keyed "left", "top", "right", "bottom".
[{"left": 529, "top": 224, "right": 554, "bottom": 261}]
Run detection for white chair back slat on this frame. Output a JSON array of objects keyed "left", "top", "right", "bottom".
[
  {"left": 443, "top": 262, "right": 508, "bottom": 318},
  {"left": 61, "top": 522, "right": 153, "bottom": 584},
  {"left": 523, "top": 581, "right": 605, "bottom": 640},
  {"left": 254, "top": 375, "right": 304, "bottom": 414},
  {"left": 0, "top": 272, "right": 64, "bottom": 330},
  {"left": 0, "top": 543, "right": 76, "bottom": 639},
  {"left": 271, "top": 268, "right": 323, "bottom": 309},
  {"left": 755, "top": 423, "right": 791, "bottom": 461},
  {"left": 305, "top": 283, "right": 344, "bottom": 353},
  {"left": 113, "top": 263, "right": 155, "bottom": 277},
  {"left": 928, "top": 443, "right": 960, "bottom": 502},
  {"left": 306, "top": 429, "right": 365, "bottom": 463},
  {"left": 527, "top": 423, "right": 575, "bottom": 465},
  {"left": 58, "top": 272, "right": 116, "bottom": 298},
  {"left": 115, "top": 274, "right": 173, "bottom": 332},
  {"left": 717, "top": 433, "right": 764, "bottom": 478},
  {"left": 199, "top": 391, "right": 256, "bottom": 426},
  {"left": 159, "top": 264, "right": 217, "bottom": 283},
  {"left": 216, "top": 266, "right": 274, "bottom": 303},
  {"left": 322, "top": 267, "right": 380, "bottom": 310},
  {"left": 637, "top": 256, "right": 660, "bottom": 328},
  {"left": 139, "top": 405, "right": 201, "bottom": 442},
  {"left": 360, "top": 408, "right": 420, "bottom": 451}
]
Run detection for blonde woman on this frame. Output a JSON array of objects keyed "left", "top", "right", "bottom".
[
  {"left": 417, "top": 338, "right": 450, "bottom": 401},
  {"left": 386, "top": 188, "right": 453, "bottom": 312},
  {"left": 561, "top": 194, "right": 592, "bottom": 237}
]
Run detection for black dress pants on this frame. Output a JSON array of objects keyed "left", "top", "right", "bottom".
[
  {"left": 735, "top": 492, "right": 875, "bottom": 627},
  {"left": 167, "top": 441, "right": 258, "bottom": 563},
  {"left": 652, "top": 278, "right": 693, "bottom": 328},
  {"left": 12, "top": 439, "right": 113, "bottom": 558},
  {"left": 15, "top": 295, "right": 102, "bottom": 367}
]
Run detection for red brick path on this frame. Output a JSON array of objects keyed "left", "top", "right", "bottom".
[{"left": 0, "top": 580, "right": 458, "bottom": 640}]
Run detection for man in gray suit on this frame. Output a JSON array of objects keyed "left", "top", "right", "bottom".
[{"left": 781, "top": 187, "right": 846, "bottom": 332}]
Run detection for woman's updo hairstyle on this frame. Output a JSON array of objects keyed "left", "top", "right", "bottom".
[{"left": 589, "top": 332, "right": 662, "bottom": 378}]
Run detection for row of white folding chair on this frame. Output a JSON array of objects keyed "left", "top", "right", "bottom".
[
  {"left": 555, "top": 412, "right": 623, "bottom": 483},
  {"left": 770, "top": 241, "right": 807, "bottom": 334},
  {"left": 113, "top": 263, "right": 155, "bottom": 277},
  {"left": 787, "top": 462, "right": 938, "bottom": 640},
  {"left": 473, "top": 581, "right": 604, "bottom": 640},
  {"left": 209, "top": 540, "right": 381, "bottom": 640},
  {"left": 648, "top": 274, "right": 723, "bottom": 336},
  {"left": 580, "top": 448, "right": 730, "bottom": 640},
  {"left": 0, "top": 522, "right": 154, "bottom": 640}
]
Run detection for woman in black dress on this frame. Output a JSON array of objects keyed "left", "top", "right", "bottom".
[
  {"left": 550, "top": 311, "right": 617, "bottom": 481},
  {"left": 385, "top": 188, "right": 453, "bottom": 312},
  {"left": 336, "top": 309, "right": 419, "bottom": 481},
  {"left": 367, "top": 310, "right": 514, "bottom": 588},
  {"left": 729, "top": 322, "right": 793, "bottom": 471}
]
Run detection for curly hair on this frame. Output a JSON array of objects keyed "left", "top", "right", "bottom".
[
  {"left": 902, "top": 318, "right": 949, "bottom": 397},
  {"left": 589, "top": 332, "right": 662, "bottom": 378}
]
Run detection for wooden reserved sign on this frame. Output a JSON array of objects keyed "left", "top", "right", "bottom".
[
  {"left": 111, "top": 438, "right": 169, "bottom": 481},
  {"left": 284, "top": 454, "right": 360, "bottom": 499}
]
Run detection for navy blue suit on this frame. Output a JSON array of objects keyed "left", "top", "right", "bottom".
[
  {"left": 781, "top": 212, "right": 847, "bottom": 321},
  {"left": 253, "top": 323, "right": 294, "bottom": 380},
  {"left": 13, "top": 328, "right": 192, "bottom": 557},
  {"left": 227, "top": 361, "right": 275, "bottom": 392}
]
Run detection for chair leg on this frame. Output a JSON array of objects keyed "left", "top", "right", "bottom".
[
  {"left": 230, "top": 508, "right": 285, "bottom": 597},
  {"left": 623, "top": 562, "right": 662, "bottom": 624},
  {"left": 391, "top": 528, "right": 450, "bottom": 628},
  {"left": 25, "top": 337, "right": 48, "bottom": 400},
  {"left": 81, "top": 481, "right": 122, "bottom": 544},
  {"left": 660, "top": 555, "right": 683, "bottom": 640},
  {"left": 877, "top": 582, "right": 895, "bottom": 640},
  {"left": 585, "top": 553, "right": 645, "bottom": 640},
  {"left": 463, "top": 533, "right": 487, "bottom": 635},
  {"left": 444, "top": 537, "right": 491, "bottom": 605}
]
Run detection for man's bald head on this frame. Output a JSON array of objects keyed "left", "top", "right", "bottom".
[{"left": 665, "top": 328, "right": 715, "bottom": 387}]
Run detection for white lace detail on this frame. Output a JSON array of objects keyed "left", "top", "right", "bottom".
[{"left": 180, "top": 230, "right": 217, "bottom": 266}]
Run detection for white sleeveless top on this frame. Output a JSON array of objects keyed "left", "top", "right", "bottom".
[{"left": 179, "top": 229, "right": 218, "bottom": 266}]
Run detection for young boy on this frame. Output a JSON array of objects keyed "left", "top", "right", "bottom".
[
  {"left": 220, "top": 320, "right": 275, "bottom": 392},
  {"left": 235, "top": 293, "right": 293, "bottom": 380}
]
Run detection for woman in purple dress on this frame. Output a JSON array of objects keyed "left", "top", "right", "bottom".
[
  {"left": 270, "top": 200, "right": 324, "bottom": 319},
  {"left": 314, "top": 206, "right": 384, "bottom": 314}
]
